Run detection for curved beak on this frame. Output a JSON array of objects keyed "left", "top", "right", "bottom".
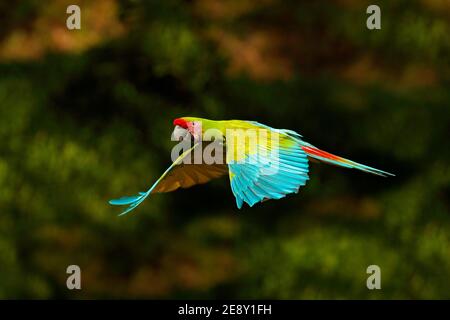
[{"left": 171, "top": 125, "right": 190, "bottom": 142}]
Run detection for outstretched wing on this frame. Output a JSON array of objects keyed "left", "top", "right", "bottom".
[
  {"left": 151, "top": 162, "right": 228, "bottom": 193},
  {"left": 109, "top": 143, "right": 228, "bottom": 216},
  {"left": 226, "top": 126, "right": 310, "bottom": 208}
]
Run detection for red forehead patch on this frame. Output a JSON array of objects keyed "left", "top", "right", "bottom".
[{"left": 173, "top": 118, "right": 188, "bottom": 129}]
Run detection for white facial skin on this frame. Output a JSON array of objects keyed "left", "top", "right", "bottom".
[{"left": 189, "top": 121, "right": 202, "bottom": 142}]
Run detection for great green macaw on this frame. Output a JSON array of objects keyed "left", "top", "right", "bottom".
[{"left": 109, "top": 117, "right": 393, "bottom": 215}]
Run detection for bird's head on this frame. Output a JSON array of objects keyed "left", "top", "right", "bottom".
[{"left": 172, "top": 117, "right": 203, "bottom": 142}]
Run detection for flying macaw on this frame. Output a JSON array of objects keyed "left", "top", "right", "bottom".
[{"left": 109, "top": 117, "right": 393, "bottom": 215}]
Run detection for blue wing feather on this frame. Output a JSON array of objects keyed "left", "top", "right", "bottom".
[
  {"left": 109, "top": 195, "right": 144, "bottom": 206},
  {"left": 228, "top": 135, "right": 309, "bottom": 208},
  {"left": 109, "top": 143, "right": 200, "bottom": 216}
]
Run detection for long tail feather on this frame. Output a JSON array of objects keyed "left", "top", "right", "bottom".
[{"left": 301, "top": 145, "right": 394, "bottom": 177}]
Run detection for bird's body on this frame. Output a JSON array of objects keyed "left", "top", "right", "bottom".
[{"left": 110, "top": 117, "right": 393, "bottom": 215}]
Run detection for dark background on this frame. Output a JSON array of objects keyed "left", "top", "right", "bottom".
[{"left": 0, "top": 0, "right": 449, "bottom": 299}]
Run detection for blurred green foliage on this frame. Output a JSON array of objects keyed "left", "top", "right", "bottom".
[{"left": 0, "top": 0, "right": 449, "bottom": 299}]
